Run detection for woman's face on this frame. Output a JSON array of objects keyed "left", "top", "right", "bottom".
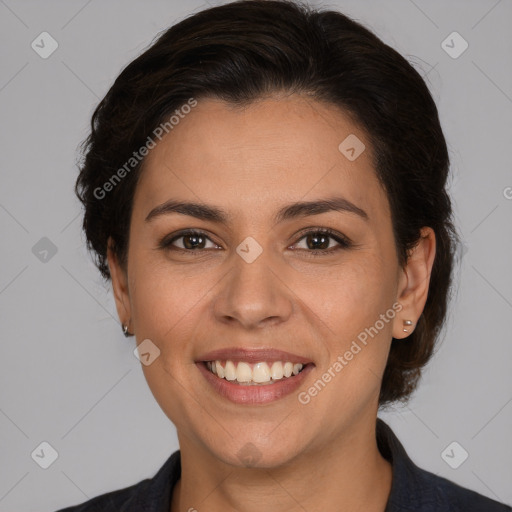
[{"left": 108, "top": 94, "right": 430, "bottom": 467}]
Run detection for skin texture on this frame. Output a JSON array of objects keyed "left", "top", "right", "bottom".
[{"left": 107, "top": 94, "right": 436, "bottom": 512}]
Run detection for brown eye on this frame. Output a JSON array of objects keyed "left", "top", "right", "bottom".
[
  {"left": 160, "top": 230, "right": 219, "bottom": 251},
  {"left": 180, "top": 232, "right": 207, "bottom": 250},
  {"left": 302, "top": 232, "right": 333, "bottom": 250},
  {"left": 291, "top": 228, "right": 352, "bottom": 256}
]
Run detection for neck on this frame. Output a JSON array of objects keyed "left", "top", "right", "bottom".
[{"left": 170, "top": 414, "right": 392, "bottom": 512}]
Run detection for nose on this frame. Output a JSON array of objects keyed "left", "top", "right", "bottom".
[{"left": 212, "top": 245, "right": 294, "bottom": 330}]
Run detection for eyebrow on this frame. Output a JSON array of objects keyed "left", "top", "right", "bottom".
[{"left": 145, "top": 196, "right": 369, "bottom": 224}]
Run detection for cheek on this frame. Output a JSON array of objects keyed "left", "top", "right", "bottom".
[
  {"left": 130, "top": 263, "right": 207, "bottom": 426},
  {"left": 306, "top": 253, "right": 396, "bottom": 403},
  {"left": 131, "top": 269, "right": 204, "bottom": 341},
  {"left": 125, "top": 251, "right": 221, "bottom": 407},
  {"left": 311, "top": 251, "right": 395, "bottom": 330}
]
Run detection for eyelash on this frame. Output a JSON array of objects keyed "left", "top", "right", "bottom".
[{"left": 158, "top": 228, "right": 353, "bottom": 258}]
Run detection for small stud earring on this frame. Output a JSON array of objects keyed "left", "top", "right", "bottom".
[
  {"left": 403, "top": 319, "right": 413, "bottom": 333},
  {"left": 122, "top": 323, "right": 130, "bottom": 337}
]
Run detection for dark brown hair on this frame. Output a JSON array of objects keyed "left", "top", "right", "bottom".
[{"left": 75, "top": 0, "right": 458, "bottom": 406}]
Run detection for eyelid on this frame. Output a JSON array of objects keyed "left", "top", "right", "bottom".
[{"left": 158, "top": 229, "right": 221, "bottom": 251}]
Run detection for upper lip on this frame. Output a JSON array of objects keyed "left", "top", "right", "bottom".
[{"left": 196, "top": 347, "right": 313, "bottom": 365}]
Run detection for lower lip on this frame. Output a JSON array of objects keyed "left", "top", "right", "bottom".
[{"left": 196, "top": 362, "right": 314, "bottom": 405}]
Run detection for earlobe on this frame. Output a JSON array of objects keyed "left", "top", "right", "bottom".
[
  {"left": 106, "top": 236, "right": 132, "bottom": 330},
  {"left": 392, "top": 227, "right": 436, "bottom": 339}
]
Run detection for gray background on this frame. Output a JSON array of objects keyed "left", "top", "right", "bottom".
[{"left": 1, "top": 0, "right": 511, "bottom": 510}]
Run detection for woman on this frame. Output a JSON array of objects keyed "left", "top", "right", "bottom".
[{"left": 56, "top": 0, "right": 511, "bottom": 510}]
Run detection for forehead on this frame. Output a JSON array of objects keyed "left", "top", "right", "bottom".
[{"left": 134, "top": 95, "right": 388, "bottom": 224}]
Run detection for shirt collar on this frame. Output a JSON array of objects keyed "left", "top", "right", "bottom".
[{"left": 377, "top": 417, "right": 438, "bottom": 510}]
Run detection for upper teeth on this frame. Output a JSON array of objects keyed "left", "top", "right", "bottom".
[{"left": 206, "top": 360, "right": 304, "bottom": 384}]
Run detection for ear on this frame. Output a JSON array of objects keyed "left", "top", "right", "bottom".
[
  {"left": 107, "top": 236, "right": 132, "bottom": 331},
  {"left": 392, "top": 227, "right": 436, "bottom": 339}
]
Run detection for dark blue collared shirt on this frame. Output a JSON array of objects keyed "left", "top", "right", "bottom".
[{"left": 55, "top": 418, "right": 511, "bottom": 511}]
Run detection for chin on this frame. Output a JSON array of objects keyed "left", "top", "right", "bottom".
[{"left": 209, "top": 437, "right": 303, "bottom": 469}]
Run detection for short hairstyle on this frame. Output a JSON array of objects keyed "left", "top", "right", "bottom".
[{"left": 75, "top": 0, "right": 458, "bottom": 406}]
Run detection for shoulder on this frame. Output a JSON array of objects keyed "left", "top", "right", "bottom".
[
  {"left": 54, "top": 478, "right": 151, "bottom": 512},
  {"left": 376, "top": 419, "right": 511, "bottom": 512},
  {"left": 414, "top": 466, "right": 512, "bottom": 512},
  {"left": 53, "top": 450, "right": 181, "bottom": 512}
]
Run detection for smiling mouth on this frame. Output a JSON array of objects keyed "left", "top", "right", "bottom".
[{"left": 204, "top": 360, "right": 310, "bottom": 385}]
